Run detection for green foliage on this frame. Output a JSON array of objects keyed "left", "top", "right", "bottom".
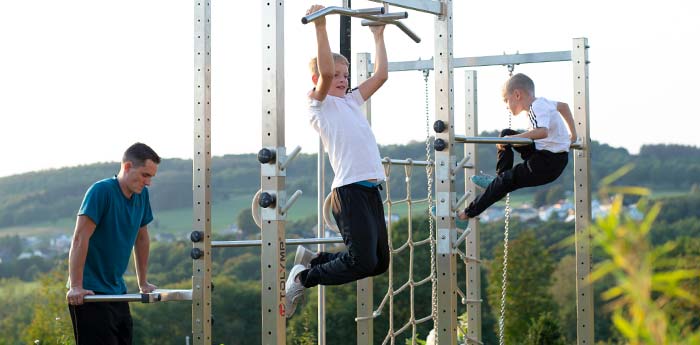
[
  {"left": 22, "top": 262, "right": 73, "bottom": 345},
  {"left": 487, "top": 230, "right": 557, "bottom": 344},
  {"left": 589, "top": 167, "right": 700, "bottom": 344},
  {"left": 524, "top": 312, "right": 566, "bottom": 345},
  {"left": 0, "top": 278, "right": 36, "bottom": 345},
  {"left": 236, "top": 207, "right": 258, "bottom": 239}
]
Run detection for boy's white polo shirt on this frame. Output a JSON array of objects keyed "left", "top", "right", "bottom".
[
  {"left": 529, "top": 97, "right": 572, "bottom": 153},
  {"left": 308, "top": 89, "right": 386, "bottom": 189}
]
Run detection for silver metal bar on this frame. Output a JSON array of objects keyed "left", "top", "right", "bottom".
[
  {"left": 454, "top": 135, "right": 533, "bottom": 145},
  {"left": 373, "top": 51, "right": 572, "bottom": 72},
  {"left": 453, "top": 191, "right": 472, "bottom": 212},
  {"left": 192, "top": 0, "right": 212, "bottom": 343},
  {"left": 356, "top": 52, "right": 374, "bottom": 345},
  {"left": 452, "top": 155, "right": 471, "bottom": 175},
  {"left": 85, "top": 294, "right": 144, "bottom": 303},
  {"left": 434, "top": 1, "right": 459, "bottom": 343},
  {"left": 301, "top": 6, "right": 385, "bottom": 24},
  {"left": 211, "top": 236, "right": 344, "bottom": 248},
  {"left": 84, "top": 289, "right": 193, "bottom": 303},
  {"left": 360, "top": 12, "right": 409, "bottom": 21},
  {"left": 261, "top": 0, "right": 286, "bottom": 342},
  {"left": 317, "top": 138, "right": 326, "bottom": 345},
  {"left": 453, "top": 51, "right": 572, "bottom": 68},
  {"left": 279, "top": 145, "right": 301, "bottom": 171},
  {"left": 455, "top": 135, "right": 583, "bottom": 149},
  {"left": 381, "top": 157, "right": 432, "bottom": 167},
  {"left": 453, "top": 227, "right": 472, "bottom": 249},
  {"left": 367, "top": 0, "right": 442, "bottom": 15},
  {"left": 362, "top": 18, "right": 421, "bottom": 43},
  {"left": 464, "top": 69, "right": 482, "bottom": 343},
  {"left": 280, "top": 190, "right": 303, "bottom": 215},
  {"left": 572, "top": 37, "right": 594, "bottom": 345}
]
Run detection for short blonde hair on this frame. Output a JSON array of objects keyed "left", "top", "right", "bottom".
[
  {"left": 502, "top": 73, "right": 535, "bottom": 98},
  {"left": 309, "top": 53, "right": 350, "bottom": 77}
]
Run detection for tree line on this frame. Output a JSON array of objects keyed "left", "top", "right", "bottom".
[{"left": 1, "top": 137, "right": 698, "bottom": 229}]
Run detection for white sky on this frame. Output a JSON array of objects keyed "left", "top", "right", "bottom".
[{"left": 1, "top": 0, "right": 698, "bottom": 178}]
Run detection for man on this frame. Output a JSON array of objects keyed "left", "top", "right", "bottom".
[{"left": 66, "top": 142, "right": 160, "bottom": 344}]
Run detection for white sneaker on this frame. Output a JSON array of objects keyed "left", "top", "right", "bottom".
[
  {"left": 294, "top": 246, "right": 317, "bottom": 268},
  {"left": 284, "top": 264, "right": 307, "bottom": 318}
]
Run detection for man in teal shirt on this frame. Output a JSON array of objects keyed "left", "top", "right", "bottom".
[{"left": 66, "top": 142, "right": 160, "bottom": 345}]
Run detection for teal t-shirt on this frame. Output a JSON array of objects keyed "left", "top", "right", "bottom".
[{"left": 77, "top": 176, "right": 153, "bottom": 294}]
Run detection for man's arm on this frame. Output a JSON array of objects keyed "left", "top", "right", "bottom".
[
  {"left": 133, "top": 225, "right": 156, "bottom": 293},
  {"left": 358, "top": 25, "right": 388, "bottom": 101},
  {"left": 557, "top": 101, "right": 578, "bottom": 143},
  {"left": 66, "top": 215, "right": 96, "bottom": 305},
  {"left": 308, "top": 5, "right": 334, "bottom": 102}
]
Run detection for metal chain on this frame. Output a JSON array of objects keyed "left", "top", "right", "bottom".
[
  {"left": 498, "top": 65, "right": 514, "bottom": 345},
  {"left": 498, "top": 194, "right": 510, "bottom": 345},
  {"left": 423, "top": 69, "right": 438, "bottom": 344}
]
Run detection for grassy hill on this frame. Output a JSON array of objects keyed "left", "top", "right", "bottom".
[{"left": 1, "top": 138, "right": 698, "bottom": 238}]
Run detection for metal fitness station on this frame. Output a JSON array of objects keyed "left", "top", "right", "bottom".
[{"left": 186, "top": 1, "right": 593, "bottom": 345}]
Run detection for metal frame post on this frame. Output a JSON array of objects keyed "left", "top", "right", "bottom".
[
  {"left": 572, "top": 37, "right": 594, "bottom": 345},
  {"left": 317, "top": 137, "right": 327, "bottom": 345},
  {"left": 355, "top": 52, "right": 374, "bottom": 345},
  {"left": 260, "top": 1, "right": 287, "bottom": 344},
  {"left": 463, "top": 70, "right": 481, "bottom": 344},
  {"left": 192, "top": 0, "right": 212, "bottom": 343},
  {"left": 434, "top": 1, "right": 459, "bottom": 344}
]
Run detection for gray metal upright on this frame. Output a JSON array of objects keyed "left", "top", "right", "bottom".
[
  {"left": 192, "top": 0, "right": 212, "bottom": 344},
  {"left": 260, "top": 1, "right": 287, "bottom": 344},
  {"left": 354, "top": 52, "right": 374, "bottom": 345},
  {"left": 463, "top": 70, "right": 481, "bottom": 344},
  {"left": 572, "top": 37, "right": 594, "bottom": 345},
  {"left": 433, "top": 1, "right": 459, "bottom": 343}
]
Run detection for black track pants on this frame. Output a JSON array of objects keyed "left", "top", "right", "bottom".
[
  {"left": 301, "top": 183, "right": 390, "bottom": 287},
  {"left": 464, "top": 128, "right": 568, "bottom": 218}
]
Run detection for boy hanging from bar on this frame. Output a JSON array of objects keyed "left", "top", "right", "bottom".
[
  {"left": 459, "top": 73, "right": 578, "bottom": 221},
  {"left": 284, "top": 4, "right": 391, "bottom": 318}
]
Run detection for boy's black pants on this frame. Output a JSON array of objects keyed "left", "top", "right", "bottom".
[
  {"left": 464, "top": 129, "right": 568, "bottom": 218},
  {"left": 68, "top": 300, "right": 133, "bottom": 345},
  {"left": 301, "top": 183, "right": 390, "bottom": 287}
]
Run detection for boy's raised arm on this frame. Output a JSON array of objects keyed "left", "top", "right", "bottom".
[
  {"left": 358, "top": 25, "right": 388, "bottom": 101},
  {"left": 557, "top": 102, "right": 578, "bottom": 143},
  {"left": 309, "top": 5, "right": 334, "bottom": 102}
]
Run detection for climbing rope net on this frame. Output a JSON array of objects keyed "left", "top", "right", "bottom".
[{"left": 362, "top": 71, "right": 477, "bottom": 345}]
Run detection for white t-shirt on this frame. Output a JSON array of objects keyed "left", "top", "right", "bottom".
[
  {"left": 308, "top": 89, "right": 386, "bottom": 189},
  {"left": 528, "top": 97, "right": 571, "bottom": 153}
]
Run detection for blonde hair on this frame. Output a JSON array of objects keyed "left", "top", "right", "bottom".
[
  {"left": 503, "top": 73, "right": 535, "bottom": 97},
  {"left": 309, "top": 53, "right": 350, "bottom": 77}
]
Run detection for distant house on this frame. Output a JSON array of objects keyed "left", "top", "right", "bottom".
[{"left": 17, "top": 250, "right": 46, "bottom": 260}]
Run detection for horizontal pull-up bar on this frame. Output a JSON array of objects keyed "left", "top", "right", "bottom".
[
  {"left": 371, "top": 51, "right": 573, "bottom": 72},
  {"left": 454, "top": 135, "right": 584, "bottom": 149},
  {"left": 302, "top": 6, "right": 419, "bottom": 43},
  {"left": 301, "top": 6, "right": 385, "bottom": 24},
  {"left": 382, "top": 157, "right": 432, "bottom": 167},
  {"left": 84, "top": 289, "right": 192, "bottom": 303},
  {"left": 212, "top": 236, "right": 344, "bottom": 249},
  {"left": 362, "top": 18, "right": 421, "bottom": 43}
]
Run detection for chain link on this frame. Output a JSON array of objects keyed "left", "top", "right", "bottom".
[
  {"left": 498, "top": 194, "right": 510, "bottom": 345},
  {"left": 498, "top": 67, "right": 514, "bottom": 345},
  {"left": 422, "top": 69, "right": 439, "bottom": 345}
]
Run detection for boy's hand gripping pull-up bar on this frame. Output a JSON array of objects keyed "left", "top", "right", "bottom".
[{"left": 301, "top": 6, "right": 420, "bottom": 43}]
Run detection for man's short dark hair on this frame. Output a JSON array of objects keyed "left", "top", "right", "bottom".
[{"left": 123, "top": 143, "right": 161, "bottom": 167}]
